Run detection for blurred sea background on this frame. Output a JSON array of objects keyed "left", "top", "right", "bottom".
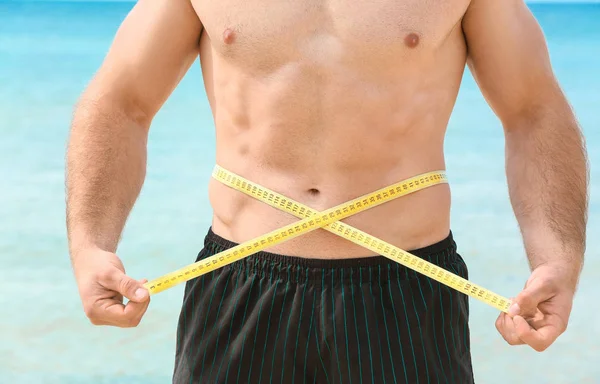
[{"left": 1, "top": 0, "right": 599, "bottom": 383}]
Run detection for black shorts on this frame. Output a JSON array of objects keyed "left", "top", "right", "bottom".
[{"left": 173, "top": 228, "right": 474, "bottom": 383}]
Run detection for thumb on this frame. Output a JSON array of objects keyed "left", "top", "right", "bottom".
[
  {"left": 108, "top": 271, "right": 149, "bottom": 303},
  {"left": 510, "top": 279, "right": 552, "bottom": 318}
]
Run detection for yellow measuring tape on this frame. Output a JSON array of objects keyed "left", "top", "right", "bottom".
[{"left": 144, "top": 165, "right": 511, "bottom": 313}]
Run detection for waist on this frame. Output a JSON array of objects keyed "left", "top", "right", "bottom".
[
  {"left": 200, "top": 227, "right": 463, "bottom": 284},
  {"left": 209, "top": 164, "right": 451, "bottom": 258}
]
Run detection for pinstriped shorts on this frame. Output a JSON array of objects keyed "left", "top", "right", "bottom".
[{"left": 173, "top": 228, "right": 474, "bottom": 384}]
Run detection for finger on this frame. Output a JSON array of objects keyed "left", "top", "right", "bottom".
[
  {"left": 514, "top": 315, "right": 561, "bottom": 352},
  {"left": 122, "top": 299, "right": 150, "bottom": 327},
  {"left": 495, "top": 312, "right": 524, "bottom": 346},
  {"left": 103, "top": 271, "right": 149, "bottom": 303},
  {"left": 502, "top": 313, "right": 525, "bottom": 345},
  {"left": 99, "top": 298, "right": 150, "bottom": 328},
  {"left": 511, "top": 281, "right": 554, "bottom": 318}
]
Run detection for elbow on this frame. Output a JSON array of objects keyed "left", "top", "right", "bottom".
[
  {"left": 75, "top": 87, "right": 153, "bottom": 130},
  {"left": 502, "top": 98, "right": 585, "bottom": 165},
  {"left": 501, "top": 91, "right": 576, "bottom": 137},
  {"left": 501, "top": 104, "right": 548, "bottom": 136}
]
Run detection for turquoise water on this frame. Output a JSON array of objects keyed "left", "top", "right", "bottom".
[{"left": 1, "top": 2, "right": 599, "bottom": 383}]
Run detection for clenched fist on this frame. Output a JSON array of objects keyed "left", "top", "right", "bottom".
[{"left": 72, "top": 249, "right": 150, "bottom": 328}]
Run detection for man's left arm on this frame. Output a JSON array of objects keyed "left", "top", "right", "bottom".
[{"left": 463, "top": 0, "right": 589, "bottom": 351}]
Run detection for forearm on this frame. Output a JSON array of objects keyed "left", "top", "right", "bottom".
[
  {"left": 66, "top": 95, "right": 150, "bottom": 256},
  {"left": 505, "top": 99, "right": 588, "bottom": 288}
]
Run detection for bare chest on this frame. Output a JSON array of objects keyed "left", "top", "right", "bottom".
[{"left": 192, "top": 0, "right": 470, "bottom": 70}]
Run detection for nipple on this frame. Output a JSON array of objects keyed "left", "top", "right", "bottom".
[
  {"left": 223, "top": 28, "right": 236, "bottom": 44},
  {"left": 404, "top": 33, "right": 420, "bottom": 48}
]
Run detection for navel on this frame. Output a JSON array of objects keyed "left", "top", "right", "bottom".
[
  {"left": 223, "top": 28, "right": 236, "bottom": 44},
  {"left": 404, "top": 33, "right": 420, "bottom": 48}
]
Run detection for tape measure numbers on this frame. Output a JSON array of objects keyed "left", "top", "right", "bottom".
[
  {"left": 211, "top": 166, "right": 511, "bottom": 312},
  {"left": 144, "top": 168, "right": 445, "bottom": 292},
  {"left": 144, "top": 166, "right": 511, "bottom": 313}
]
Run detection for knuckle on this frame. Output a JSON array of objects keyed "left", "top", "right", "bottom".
[
  {"left": 495, "top": 318, "right": 502, "bottom": 331},
  {"left": 129, "top": 317, "right": 141, "bottom": 327},
  {"left": 518, "top": 293, "right": 533, "bottom": 305},
  {"left": 89, "top": 317, "right": 103, "bottom": 326},
  {"left": 121, "top": 317, "right": 138, "bottom": 328},
  {"left": 83, "top": 305, "right": 95, "bottom": 320},
  {"left": 559, "top": 321, "right": 568, "bottom": 333},
  {"left": 498, "top": 332, "right": 512, "bottom": 344},
  {"left": 83, "top": 306, "right": 104, "bottom": 326},
  {"left": 539, "top": 278, "right": 557, "bottom": 292},
  {"left": 119, "top": 278, "right": 136, "bottom": 295},
  {"left": 97, "top": 269, "right": 114, "bottom": 283}
]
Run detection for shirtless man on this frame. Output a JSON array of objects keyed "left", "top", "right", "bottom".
[{"left": 66, "top": 0, "right": 588, "bottom": 382}]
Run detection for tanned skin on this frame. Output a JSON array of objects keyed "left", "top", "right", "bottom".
[
  {"left": 463, "top": 1, "right": 587, "bottom": 351},
  {"left": 66, "top": 0, "right": 587, "bottom": 352}
]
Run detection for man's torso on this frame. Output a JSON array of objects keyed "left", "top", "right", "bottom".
[{"left": 192, "top": 0, "right": 472, "bottom": 257}]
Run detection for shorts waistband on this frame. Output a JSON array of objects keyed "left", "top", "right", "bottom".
[{"left": 200, "top": 227, "right": 461, "bottom": 283}]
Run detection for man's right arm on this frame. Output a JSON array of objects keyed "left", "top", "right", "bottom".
[{"left": 66, "top": 0, "right": 202, "bottom": 327}]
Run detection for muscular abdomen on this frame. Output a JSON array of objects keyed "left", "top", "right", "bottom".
[{"left": 195, "top": 0, "right": 469, "bottom": 258}]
